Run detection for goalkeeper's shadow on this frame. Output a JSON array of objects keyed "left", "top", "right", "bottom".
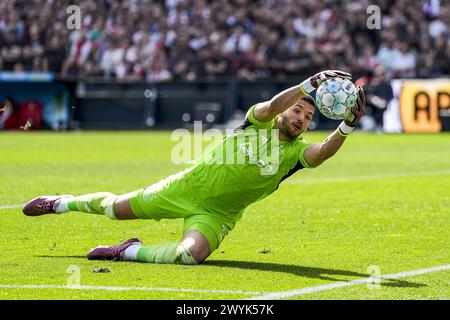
[{"left": 204, "top": 260, "right": 427, "bottom": 288}]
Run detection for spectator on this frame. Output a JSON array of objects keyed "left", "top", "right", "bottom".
[
  {"left": 19, "top": 100, "right": 43, "bottom": 130},
  {"left": 0, "top": 96, "right": 20, "bottom": 130},
  {"left": 146, "top": 52, "right": 172, "bottom": 82},
  {"left": 1, "top": 34, "right": 22, "bottom": 71},
  {"left": 391, "top": 41, "right": 417, "bottom": 78},
  {"left": 203, "top": 44, "right": 231, "bottom": 78},
  {"left": 43, "top": 90, "right": 69, "bottom": 131},
  {"left": 428, "top": 8, "right": 448, "bottom": 38},
  {"left": 223, "top": 24, "right": 253, "bottom": 55},
  {"left": 376, "top": 38, "right": 397, "bottom": 78},
  {"left": 100, "top": 38, "right": 126, "bottom": 78},
  {"left": 363, "top": 66, "right": 394, "bottom": 131},
  {"left": 43, "top": 35, "right": 66, "bottom": 75}
]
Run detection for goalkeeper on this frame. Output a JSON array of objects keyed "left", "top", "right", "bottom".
[{"left": 23, "top": 70, "right": 365, "bottom": 265}]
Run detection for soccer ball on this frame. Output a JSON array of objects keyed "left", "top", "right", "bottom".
[{"left": 315, "top": 78, "right": 358, "bottom": 120}]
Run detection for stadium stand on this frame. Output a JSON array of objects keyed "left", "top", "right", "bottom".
[{"left": 0, "top": 0, "right": 448, "bottom": 81}]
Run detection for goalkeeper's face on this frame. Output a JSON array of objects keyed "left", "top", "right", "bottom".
[{"left": 281, "top": 101, "right": 315, "bottom": 139}]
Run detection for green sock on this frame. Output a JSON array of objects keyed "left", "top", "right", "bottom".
[
  {"left": 67, "top": 192, "right": 117, "bottom": 219},
  {"left": 136, "top": 242, "right": 197, "bottom": 265}
]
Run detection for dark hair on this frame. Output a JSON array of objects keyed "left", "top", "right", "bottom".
[{"left": 299, "top": 95, "right": 315, "bottom": 108}]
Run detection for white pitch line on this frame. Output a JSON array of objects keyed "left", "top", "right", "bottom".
[
  {"left": 0, "top": 204, "right": 21, "bottom": 210},
  {"left": 0, "top": 284, "right": 266, "bottom": 296},
  {"left": 285, "top": 169, "right": 450, "bottom": 185},
  {"left": 249, "top": 264, "right": 450, "bottom": 300}
]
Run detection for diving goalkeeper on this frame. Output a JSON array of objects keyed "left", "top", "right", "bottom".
[{"left": 23, "top": 70, "right": 365, "bottom": 265}]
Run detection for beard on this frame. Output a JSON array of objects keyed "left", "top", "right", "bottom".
[{"left": 281, "top": 114, "right": 302, "bottom": 139}]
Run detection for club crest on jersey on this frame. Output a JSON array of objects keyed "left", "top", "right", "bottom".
[{"left": 238, "top": 131, "right": 280, "bottom": 175}]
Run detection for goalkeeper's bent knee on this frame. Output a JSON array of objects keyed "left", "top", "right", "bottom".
[
  {"left": 99, "top": 193, "right": 118, "bottom": 220},
  {"left": 177, "top": 244, "right": 198, "bottom": 265}
]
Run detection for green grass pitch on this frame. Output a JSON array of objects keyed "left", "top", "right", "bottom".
[{"left": 0, "top": 131, "right": 449, "bottom": 300}]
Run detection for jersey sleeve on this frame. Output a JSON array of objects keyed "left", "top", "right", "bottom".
[
  {"left": 296, "top": 138, "right": 314, "bottom": 169},
  {"left": 245, "top": 104, "right": 275, "bottom": 129}
]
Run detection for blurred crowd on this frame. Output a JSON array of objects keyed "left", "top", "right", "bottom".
[{"left": 0, "top": 0, "right": 449, "bottom": 82}]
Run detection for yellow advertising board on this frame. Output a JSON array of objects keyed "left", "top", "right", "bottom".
[{"left": 399, "top": 79, "right": 450, "bottom": 132}]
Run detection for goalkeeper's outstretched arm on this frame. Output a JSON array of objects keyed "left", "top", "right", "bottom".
[
  {"left": 253, "top": 70, "right": 352, "bottom": 122},
  {"left": 304, "top": 86, "right": 366, "bottom": 168}
]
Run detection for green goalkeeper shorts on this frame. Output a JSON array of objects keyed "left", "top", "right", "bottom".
[{"left": 125, "top": 169, "right": 235, "bottom": 252}]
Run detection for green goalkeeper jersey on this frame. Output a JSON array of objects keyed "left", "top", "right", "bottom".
[{"left": 183, "top": 105, "right": 313, "bottom": 223}]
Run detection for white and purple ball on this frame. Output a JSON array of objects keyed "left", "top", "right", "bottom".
[{"left": 315, "top": 78, "right": 358, "bottom": 120}]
